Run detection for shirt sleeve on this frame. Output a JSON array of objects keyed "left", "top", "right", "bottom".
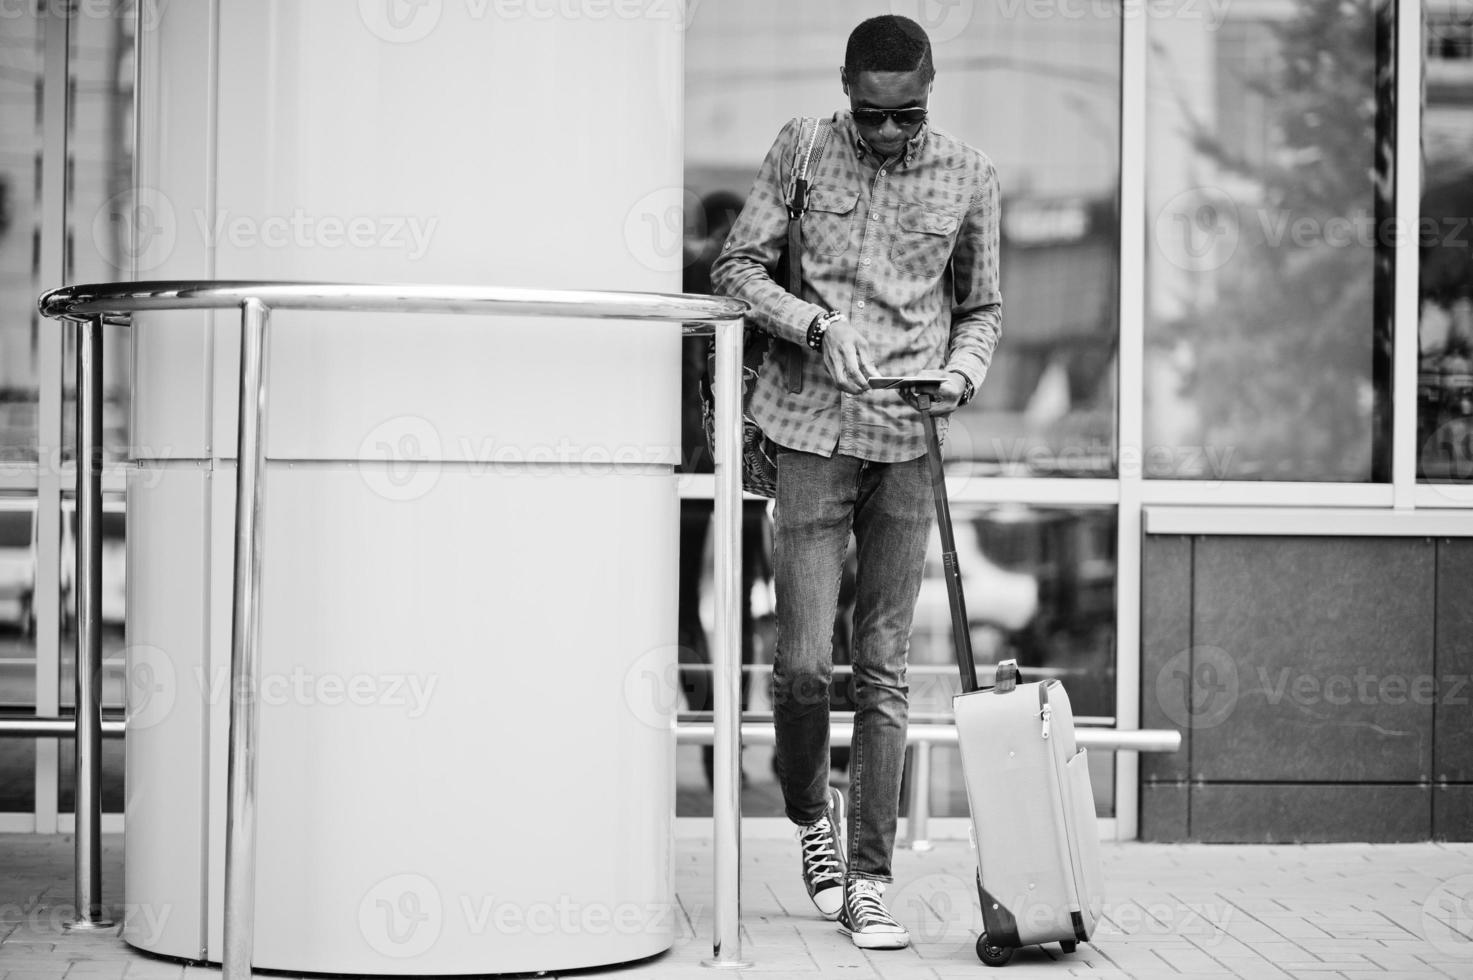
[
  {"left": 945, "top": 156, "right": 1003, "bottom": 392},
  {"left": 709, "top": 117, "right": 829, "bottom": 346}
]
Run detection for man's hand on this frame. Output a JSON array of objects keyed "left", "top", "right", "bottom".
[
  {"left": 899, "top": 369, "right": 967, "bottom": 416},
  {"left": 820, "top": 319, "right": 880, "bottom": 395}
]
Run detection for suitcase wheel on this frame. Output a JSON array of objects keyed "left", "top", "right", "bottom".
[
  {"left": 1060, "top": 940, "right": 1077, "bottom": 954},
  {"left": 976, "top": 933, "right": 1013, "bottom": 967}
]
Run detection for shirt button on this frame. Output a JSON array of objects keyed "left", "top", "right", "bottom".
[
  {"left": 857, "top": 301, "right": 866, "bottom": 309},
  {"left": 879, "top": 169, "right": 887, "bottom": 177},
  {"left": 871, "top": 212, "right": 879, "bottom": 221},
  {"left": 862, "top": 258, "right": 870, "bottom": 265}
]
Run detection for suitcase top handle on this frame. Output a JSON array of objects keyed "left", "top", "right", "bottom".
[{"left": 994, "top": 659, "right": 1020, "bottom": 694}]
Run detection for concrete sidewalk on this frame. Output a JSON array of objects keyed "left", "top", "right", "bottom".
[{"left": 2, "top": 833, "right": 1472, "bottom": 979}]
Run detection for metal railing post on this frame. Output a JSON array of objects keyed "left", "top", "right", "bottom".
[
  {"left": 70, "top": 314, "right": 111, "bottom": 930},
  {"left": 223, "top": 298, "right": 271, "bottom": 980},
  {"left": 904, "top": 740, "right": 934, "bottom": 852},
  {"left": 703, "top": 315, "right": 748, "bottom": 969}
]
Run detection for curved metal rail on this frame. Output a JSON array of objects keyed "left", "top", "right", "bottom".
[{"left": 38, "top": 279, "right": 750, "bottom": 976}]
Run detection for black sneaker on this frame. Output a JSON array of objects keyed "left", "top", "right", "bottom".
[
  {"left": 796, "top": 787, "right": 847, "bottom": 920},
  {"left": 838, "top": 877, "right": 911, "bottom": 949}
]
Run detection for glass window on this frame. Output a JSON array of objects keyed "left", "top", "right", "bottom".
[
  {"left": 61, "top": 2, "right": 136, "bottom": 465},
  {"left": 0, "top": 9, "right": 43, "bottom": 467},
  {"left": 684, "top": 0, "right": 1121, "bottom": 476},
  {"left": 1145, "top": 0, "right": 1394, "bottom": 481},
  {"left": 1419, "top": 4, "right": 1473, "bottom": 485},
  {"left": 0, "top": 495, "right": 37, "bottom": 812}
]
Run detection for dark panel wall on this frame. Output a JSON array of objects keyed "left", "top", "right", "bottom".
[{"left": 1140, "top": 535, "right": 1471, "bottom": 843}]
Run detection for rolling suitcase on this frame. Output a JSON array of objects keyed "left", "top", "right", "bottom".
[{"left": 912, "top": 385, "right": 1105, "bottom": 967}]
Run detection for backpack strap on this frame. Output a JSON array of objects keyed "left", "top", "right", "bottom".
[{"left": 778, "top": 118, "right": 834, "bottom": 393}]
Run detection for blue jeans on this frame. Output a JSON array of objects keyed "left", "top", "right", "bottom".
[{"left": 770, "top": 446, "right": 934, "bottom": 882}]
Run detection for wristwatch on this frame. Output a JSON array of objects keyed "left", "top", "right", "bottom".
[
  {"left": 807, "top": 310, "right": 844, "bottom": 351},
  {"left": 951, "top": 370, "right": 976, "bottom": 406}
]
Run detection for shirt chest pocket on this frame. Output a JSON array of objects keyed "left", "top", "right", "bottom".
[
  {"left": 802, "top": 188, "right": 859, "bottom": 257},
  {"left": 892, "top": 203, "right": 960, "bottom": 279}
]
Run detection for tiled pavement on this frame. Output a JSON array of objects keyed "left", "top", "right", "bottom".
[{"left": 2, "top": 833, "right": 1473, "bottom": 979}]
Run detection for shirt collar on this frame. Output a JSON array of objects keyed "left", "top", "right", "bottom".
[{"left": 839, "top": 109, "right": 929, "bottom": 168}]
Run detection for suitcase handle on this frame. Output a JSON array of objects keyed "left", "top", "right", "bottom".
[
  {"left": 915, "top": 391, "right": 981, "bottom": 693},
  {"left": 993, "top": 658, "right": 1020, "bottom": 694}
]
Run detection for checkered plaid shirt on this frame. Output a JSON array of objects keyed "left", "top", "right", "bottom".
[{"left": 710, "top": 111, "right": 1002, "bottom": 463}]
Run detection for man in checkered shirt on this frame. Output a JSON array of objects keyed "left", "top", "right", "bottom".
[{"left": 710, "top": 14, "right": 1001, "bottom": 951}]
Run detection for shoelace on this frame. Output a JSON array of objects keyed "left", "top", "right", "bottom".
[
  {"left": 847, "top": 880, "right": 900, "bottom": 928},
  {"left": 797, "top": 816, "right": 843, "bottom": 888}
]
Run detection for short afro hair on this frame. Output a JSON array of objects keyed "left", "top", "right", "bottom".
[{"left": 845, "top": 15, "right": 934, "bottom": 81}]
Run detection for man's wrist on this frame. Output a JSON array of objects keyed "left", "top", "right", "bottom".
[
  {"left": 807, "top": 310, "right": 845, "bottom": 351},
  {"left": 950, "top": 370, "right": 976, "bottom": 406}
]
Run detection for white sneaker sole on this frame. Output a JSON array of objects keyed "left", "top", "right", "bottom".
[{"left": 839, "top": 925, "right": 911, "bottom": 950}]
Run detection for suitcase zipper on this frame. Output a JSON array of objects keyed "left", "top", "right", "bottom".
[{"left": 1041, "top": 703, "right": 1053, "bottom": 740}]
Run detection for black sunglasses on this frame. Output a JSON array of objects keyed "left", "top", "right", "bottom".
[{"left": 851, "top": 106, "right": 928, "bottom": 128}]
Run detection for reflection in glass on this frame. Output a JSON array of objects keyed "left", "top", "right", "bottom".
[
  {"left": 684, "top": 0, "right": 1120, "bottom": 475},
  {"left": 0, "top": 13, "right": 43, "bottom": 465},
  {"left": 675, "top": 502, "right": 1116, "bottom": 820},
  {"left": 1145, "top": 0, "right": 1394, "bottom": 481},
  {"left": 0, "top": 496, "right": 38, "bottom": 811},
  {"left": 1419, "top": 5, "right": 1473, "bottom": 484},
  {"left": 60, "top": 3, "right": 136, "bottom": 465}
]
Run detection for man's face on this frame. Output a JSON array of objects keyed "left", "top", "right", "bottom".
[{"left": 841, "top": 67, "right": 932, "bottom": 158}]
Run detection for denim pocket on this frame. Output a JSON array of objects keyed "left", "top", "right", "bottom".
[
  {"left": 803, "top": 188, "right": 859, "bottom": 257},
  {"left": 892, "top": 203, "right": 959, "bottom": 278}
]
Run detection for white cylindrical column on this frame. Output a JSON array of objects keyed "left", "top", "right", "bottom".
[{"left": 123, "top": 3, "right": 685, "bottom": 974}]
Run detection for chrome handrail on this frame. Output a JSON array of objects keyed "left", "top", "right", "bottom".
[{"left": 37, "top": 279, "right": 750, "bottom": 976}]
